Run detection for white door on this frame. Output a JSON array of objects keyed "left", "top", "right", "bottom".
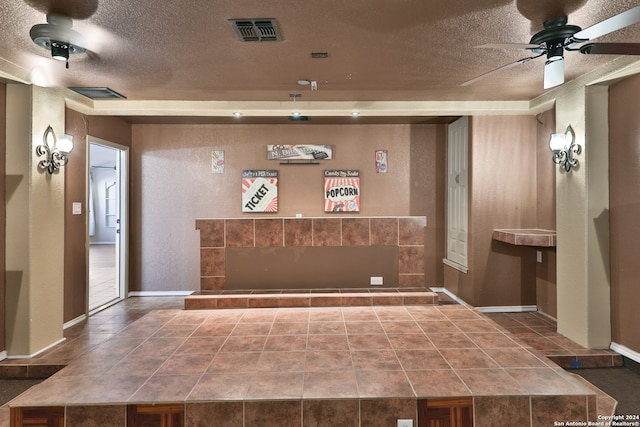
[
  {"left": 88, "top": 138, "right": 129, "bottom": 313},
  {"left": 444, "top": 116, "right": 469, "bottom": 272}
]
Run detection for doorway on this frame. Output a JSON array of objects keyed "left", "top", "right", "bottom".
[{"left": 88, "top": 138, "right": 129, "bottom": 313}]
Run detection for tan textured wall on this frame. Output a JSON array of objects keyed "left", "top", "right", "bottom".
[
  {"left": 130, "top": 124, "right": 445, "bottom": 292},
  {"left": 6, "top": 85, "right": 65, "bottom": 356},
  {"left": 609, "top": 74, "right": 640, "bottom": 354},
  {"left": 444, "top": 115, "right": 543, "bottom": 307},
  {"left": 64, "top": 109, "right": 132, "bottom": 322},
  {"left": 0, "top": 82, "right": 5, "bottom": 353}
]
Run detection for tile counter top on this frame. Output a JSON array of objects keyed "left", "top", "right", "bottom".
[{"left": 492, "top": 229, "right": 556, "bottom": 247}]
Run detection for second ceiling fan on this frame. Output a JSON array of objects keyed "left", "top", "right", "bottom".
[{"left": 463, "top": 6, "right": 640, "bottom": 89}]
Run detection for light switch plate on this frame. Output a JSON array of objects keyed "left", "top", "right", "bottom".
[
  {"left": 397, "top": 420, "right": 413, "bottom": 427},
  {"left": 370, "top": 276, "right": 383, "bottom": 285},
  {"left": 72, "top": 202, "right": 82, "bottom": 215}
]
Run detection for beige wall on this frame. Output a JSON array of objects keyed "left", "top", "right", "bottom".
[
  {"left": 64, "top": 109, "right": 132, "bottom": 322},
  {"left": 444, "top": 114, "right": 554, "bottom": 308},
  {"left": 609, "top": 73, "right": 640, "bottom": 354},
  {"left": 5, "top": 84, "right": 65, "bottom": 356},
  {"left": 0, "top": 82, "right": 5, "bottom": 353},
  {"left": 130, "top": 123, "right": 445, "bottom": 292}
]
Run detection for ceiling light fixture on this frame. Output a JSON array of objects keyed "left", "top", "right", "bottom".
[
  {"left": 351, "top": 111, "right": 360, "bottom": 117},
  {"left": 233, "top": 112, "right": 243, "bottom": 117},
  {"left": 30, "top": 15, "right": 86, "bottom": 68}
]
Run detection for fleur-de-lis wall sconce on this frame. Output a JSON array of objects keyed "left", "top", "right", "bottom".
[
  {"left": 35, "top": 125, "right": 74, "bottom": 174},
  {"left": 549, "top": 125, "right": 581, "bottom": 172}
]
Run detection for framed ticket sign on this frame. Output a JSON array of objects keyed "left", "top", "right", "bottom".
[
  {"left": 242, "top": 170, "right": 278, "bottom": 212},
  {"left": 324, "top": 170, "right": 360, "bottom": 212}
]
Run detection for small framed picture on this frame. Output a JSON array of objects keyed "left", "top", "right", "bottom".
[{"left": 375, "top": 150, "right": 388, "bottom": 173}]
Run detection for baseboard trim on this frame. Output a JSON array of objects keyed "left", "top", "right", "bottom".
[
  {"left": 610, "top": 342, "right": 640, "bottom": 364},
  {"left": 429, "top": 287, "right": 470, "bottom": 306},
  {"left": 128, "top": 291, "right": 194, "bottom": 297},
  {"left": 64, "top": 314, "right": 87, "bottom": 329},
  {"left": 6, "top": 337, "right": 66, "bottom": 360},
  {"left": 475, "top": 305, "right": 538, "bottom": 313}
]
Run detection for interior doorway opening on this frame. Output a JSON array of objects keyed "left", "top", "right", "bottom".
[{"left": 88, "top": 139, "right": 129, "bottom": 314}]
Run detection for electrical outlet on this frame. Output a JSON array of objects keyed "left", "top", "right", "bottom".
[
  {"left": 397, "top": 420, "right": 413, "bottom": 427},
  {"left": 537, "top": 250, "right": 543, "bottom": 263},
  {"left": 370, "top": 276, "right": 383, "bottom": 285}
]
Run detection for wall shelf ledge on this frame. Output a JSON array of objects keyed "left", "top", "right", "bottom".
[{"left": 492, "top": 228, "right": 556, "bottom": 247}]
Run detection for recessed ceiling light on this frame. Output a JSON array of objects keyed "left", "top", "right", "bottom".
[
  {"left": 233, "top": 112, "right": 243, "bottom": 117},
  {"left": 291, "top": 111, "right": 301, "bottom": 116},
  {"left": 351, "top": 111, "right": 360, "bottom": 117},
  {"left": 297, "top": 79, "right": 310, "bottom": 86}
]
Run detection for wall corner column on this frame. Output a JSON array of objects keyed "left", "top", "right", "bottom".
[
  {"left": 5, "top": 83, "right": 66, "bottom": 357},
  {"left": 555, "top": 84, "right": 611, "bottom": 349}
]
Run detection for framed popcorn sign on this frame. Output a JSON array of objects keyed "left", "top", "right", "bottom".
[
  {"left": 324, "top": 170, "right": 360, "bottom": 212},
  {"left": 242, "top": 170, "right": 278, "bottom": 213}
]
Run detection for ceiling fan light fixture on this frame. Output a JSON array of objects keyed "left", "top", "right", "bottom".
[
  {"left": 50, "top": 41, "right": 69, "bottom": 61},
  {"left": 544, "top": 57, "right": 565, "bottom": 89},
  {"left": 30, "top": 14, "right": 86, "bottom": 66}
]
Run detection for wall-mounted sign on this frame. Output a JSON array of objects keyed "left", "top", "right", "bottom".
[
  {"left": 211, "top": 150, "right": 225, "bottom": 174},
  {"left": 242, "top": 170, "right": 278, "bottom": 213},
  {"left": 324, "top": 170, "right": 360, "bottom": 212},
  {"left": 267, "top": 144, "right": 332, "bottom": 160},
  {"left": 375, "top": 150, "right": 388, "bottom": 173}
]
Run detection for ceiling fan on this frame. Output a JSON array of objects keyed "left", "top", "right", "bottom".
[
  {"left": 462, "top": 6, "right": 640, "bottom": 89},
  {"left": 30, "top": 14, "right": 86, "bottom": 69}
]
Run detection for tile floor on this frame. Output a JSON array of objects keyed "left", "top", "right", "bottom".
[
  {"left": 0, "top": 296, "right": 619, "bottom": 426},
  {"left": 484, "top": 312, "right": 623, "bottom": 369},
  {"left": 88, "top": 244, "right": 119, "bottom": 311}
]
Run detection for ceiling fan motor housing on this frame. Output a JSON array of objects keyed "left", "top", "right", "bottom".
[
  {"left": 530, "top": 17, "right": 582, "bottom": 58},
  {"left": 30, "top": 15, "right": 86, "bottom": 59}
]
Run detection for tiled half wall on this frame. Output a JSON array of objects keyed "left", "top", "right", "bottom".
[{"left": 195, "top": 216, "right": 426, "bottom": 290}]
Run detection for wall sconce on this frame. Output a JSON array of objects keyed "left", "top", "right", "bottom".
[
  {"left": 35, "top": 125, "right": 74, "bottom": 174},
  {"left": 549, "top": 124, "right": 580, "bottom": 172}
]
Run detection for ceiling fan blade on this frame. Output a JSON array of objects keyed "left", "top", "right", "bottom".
[
  {"left": 580, "top": 43, "right": 640, "bottom": 55},
  {"left": 573, "top": 6, "right": 640, "bottom": 41},
  {"left": 460, "top": 54, "right": 544, "bottom": 86},
  {"left": 476, "top": 43, "right": 543, "bottom": 51},
  {"left": 543, "top": 57, "right": 564, "bottom": 89}
]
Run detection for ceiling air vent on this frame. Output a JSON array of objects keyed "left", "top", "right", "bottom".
[
  {"left": 229, "top": 19, "right": 282, "bottom": 42},
  {"left": 68, "top": 87, "right": 126, "bottom": 99}
]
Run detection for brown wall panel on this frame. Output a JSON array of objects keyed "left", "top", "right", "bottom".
[
  {"left": 444, "top": 115, "right": 546, "bottom": 307},
  {"left": 131, "top": 124, "right": 445, "bottom": 292},
  {"left": 63, "top": 109, "right": 132, "bottom": 322},
  {"left": 609, "top": 74, "right": 640, "bottom": 354},
  {"left": 534, "top": 109, "right": 557, "bottom": 317},
  {"left": 226, "top": 246, "right": 398, "bottom": 289}
]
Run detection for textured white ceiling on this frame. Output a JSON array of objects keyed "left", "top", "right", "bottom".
[{"left": 1, "top": 0, "right": 640, "bottom": 104}]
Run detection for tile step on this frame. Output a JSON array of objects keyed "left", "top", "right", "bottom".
[{"left": 184, "top": 289, "right": 439, "bottom": 310}]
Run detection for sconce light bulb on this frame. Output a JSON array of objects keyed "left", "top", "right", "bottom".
[
  {"left": 549, "top": 133, "right": 566, "bottom": 152},
  {"left": 57, "top": 134, "right": 74, "bottom": 154}
]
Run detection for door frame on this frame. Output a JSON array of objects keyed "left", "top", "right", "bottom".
[{"left": 86, "top": 136, "right": 129, "bottom": 315}]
